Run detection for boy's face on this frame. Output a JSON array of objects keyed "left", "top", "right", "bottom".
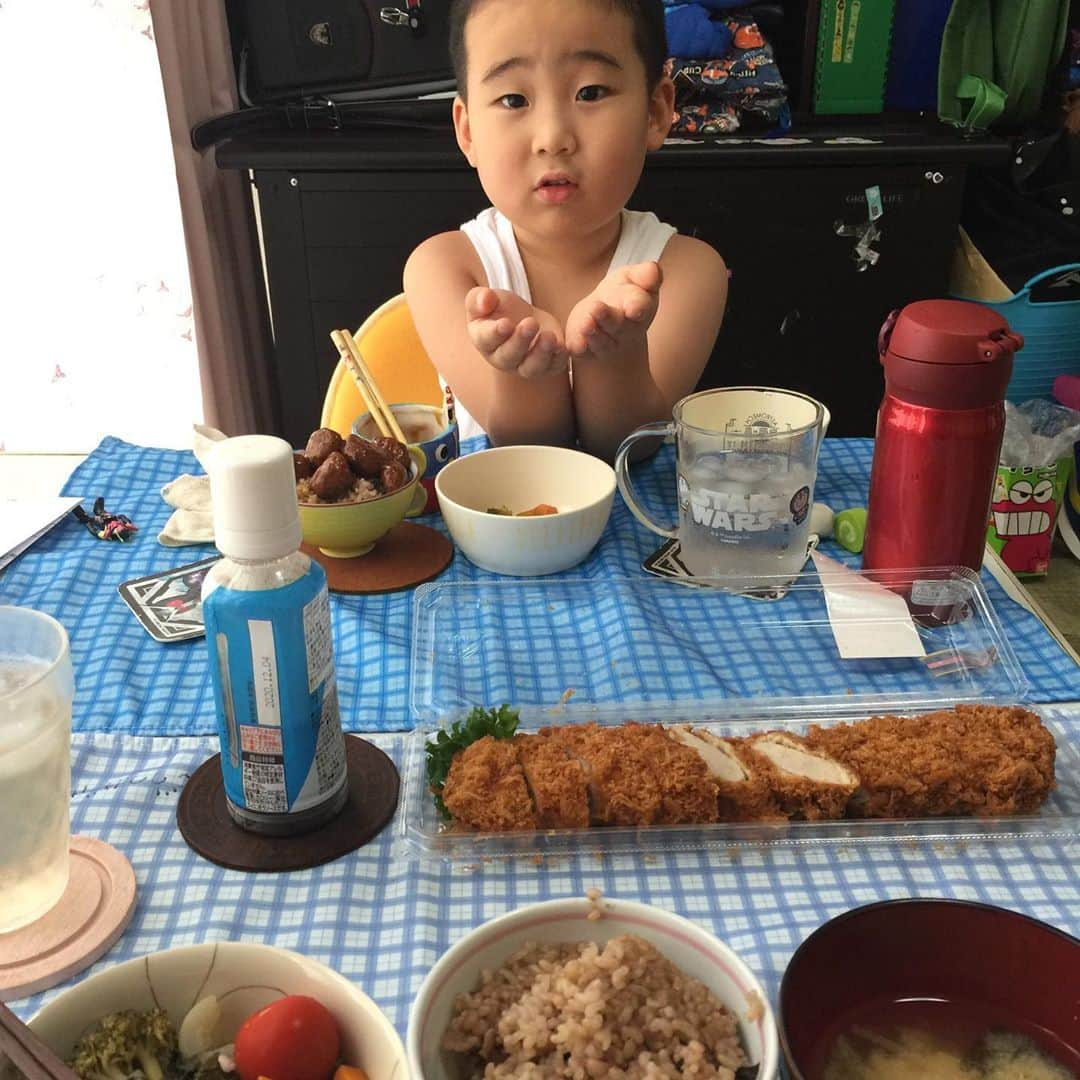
[{"left": 453, "top": 0, "right": 674, "bottom": 244}]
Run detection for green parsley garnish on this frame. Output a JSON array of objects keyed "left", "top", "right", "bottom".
[{"left": 425, "top": 704, "right": 520, "bottom": 819}]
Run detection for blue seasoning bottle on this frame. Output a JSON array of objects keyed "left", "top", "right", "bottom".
[{"left": 202, "top": 436, "right": 348, "bottom": 834}]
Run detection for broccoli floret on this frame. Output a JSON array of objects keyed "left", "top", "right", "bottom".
[
  {"left": 67, "top": 1009, "right": 180, "bottom": 1080},
  {"left": 134, "top": 1008, "right": 179, "bottom": 1080}
]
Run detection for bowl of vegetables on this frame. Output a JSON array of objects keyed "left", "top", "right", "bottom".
[
  {"left": 434, "top": 445, "right": 616, "bottom": 576},
  {"left": 19, "top": 942, "right": 406, "bottom": 1080}
]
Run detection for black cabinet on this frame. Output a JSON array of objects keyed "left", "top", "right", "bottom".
[
  {"left": 631, "top": 157, "right": 966, "bottom": 438},
  {"left": 219, "top": 124, "right": 1006, "bottom": 444}
]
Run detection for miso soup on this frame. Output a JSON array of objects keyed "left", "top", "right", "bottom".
[{"left": 811, "top": 997, "right": 1079, "bottom": 1080}]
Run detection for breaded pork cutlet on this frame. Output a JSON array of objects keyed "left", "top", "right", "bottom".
[
  {"left": 740, "top": 732, "right": 859, "bottom": 820},
  {"left": 804, "top": 704, "right": 1055, "bottom": 818},
  {"left": 627, "top": 723, "right": 719, "bottom": 824},
  {"left": 668, "top": 726, "right": 780, "bottom": 822},
  {"left": 441, "top": 735, "right": 537, "bottom": 832},
  {"left": 547, "top": 724, "right": 663, "bottom": 827},
  {"left": 514, "top": 733, "right": 590, "bottom": 829}
]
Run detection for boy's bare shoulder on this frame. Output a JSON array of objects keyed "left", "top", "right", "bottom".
[
  {"left": 409, "top": 229, "right": 473, "bottom": 261},
  {"left": 660, "top": 233, "right": 727, "bottom": 280},
  {"left": 405, "top": 229, "right": 482, "bottom": 285}
]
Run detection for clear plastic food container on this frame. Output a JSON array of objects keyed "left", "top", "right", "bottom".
[{"left": 397, "top": 569, "right": 1079, "bottom": 861}]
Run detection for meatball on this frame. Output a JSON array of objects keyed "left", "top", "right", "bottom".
[
  {"left": 373, "top": 436, "right": 410, "bottom": 470},
  {"left": 308, "top": 451, "right": 355, "bottom": 501},
  {"left": 304, "top": 427, "right": 344, "bottom": 467},
  {"left": 293, "top": 453, "right": 314, "bottom": 481},
  {"left": 380, "top": 459, "right": 408, "bottom": 494},
  {"left": 342, "top": 434, "right": 391, "bottom": 479}
]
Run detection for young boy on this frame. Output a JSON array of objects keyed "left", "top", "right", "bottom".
[{"left": 403, "top": 0, "right": 727, "bottom": 461}]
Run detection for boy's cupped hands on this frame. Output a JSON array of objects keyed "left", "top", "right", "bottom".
[
  {"left": 465, "top": 287, "right": 569, "bottom": 380},
  {"left": 464, "top": 261, "right": 663, "bottom": 378},
  {"left": 565, "top": 262, "right": 662, "bottom": 359}
]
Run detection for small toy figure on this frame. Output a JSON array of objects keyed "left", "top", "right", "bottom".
[{"left": 73, "top": 497, "right": 139, "bottom": 542}]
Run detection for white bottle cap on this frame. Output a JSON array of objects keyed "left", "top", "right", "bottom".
[{"left": 208, "top": 435, "right": 302, "bottom": 560}]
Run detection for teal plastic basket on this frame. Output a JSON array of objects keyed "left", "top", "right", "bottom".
[{"left": 958, "top": 264, "right": 1080, "bottom": 403}]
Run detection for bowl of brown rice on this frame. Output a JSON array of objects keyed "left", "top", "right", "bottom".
[{"left": 407, "top": 895, "right": 778, "bottom": 1080}]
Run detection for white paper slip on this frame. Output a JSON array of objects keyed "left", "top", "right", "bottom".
[
  {"left": 0, "top": 497, "right": 81, "bottom": 572},
  {"left": 811, "top": 550, "right": 926, "bottom": 659}
]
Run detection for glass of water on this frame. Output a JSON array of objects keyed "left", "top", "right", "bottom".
[
  {"left": 615, "top": 387, "right": 830, "bottom": 586},
  {"left": 0, "top": 606, "right": 73, "bottom": 933}
]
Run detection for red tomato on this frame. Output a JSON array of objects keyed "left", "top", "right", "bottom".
[{"left": 234, "top": 995, "right": 341, "bottom": 1080}]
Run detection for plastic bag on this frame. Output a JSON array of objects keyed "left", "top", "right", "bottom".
[{"left": 1001, "top": 399, "right": 1080, "bottom": 466}]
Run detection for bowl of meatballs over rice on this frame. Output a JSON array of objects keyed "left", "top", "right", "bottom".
[{"left": 295, "top": 426, "right": 426, "bottom": 557}]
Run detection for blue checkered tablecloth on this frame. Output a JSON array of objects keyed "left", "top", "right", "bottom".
[
  {"left": 4, "top": 438, "right": 1079, "bottom": 1041},
  {"left": 1, "top": 436, "right": 1078, "bottom": 735},
  {"left": 8, "top": 714, "right": 1079, "bottom": 1032}
]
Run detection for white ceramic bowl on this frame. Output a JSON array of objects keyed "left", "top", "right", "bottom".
[
  {"left": 26, "top": 942, "right": 407, "bottom": 1080},
  {"left": 407, "top": 896, "right": 779, "bottom": 1080},
  {"left": 434, "top": 446, "right": 616, "bottom": 576}
]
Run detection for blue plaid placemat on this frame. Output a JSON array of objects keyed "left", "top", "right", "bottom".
[
  {"left": 9, "top": 714, "right": 1080, "bottom": 1035},
  {"left": 1, "top": 436, "right": 1078, "bottom": 735}
]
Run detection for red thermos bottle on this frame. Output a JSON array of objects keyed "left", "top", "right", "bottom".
[{"left": 863, "top": 300, "right": 1023, "bottom": 574}]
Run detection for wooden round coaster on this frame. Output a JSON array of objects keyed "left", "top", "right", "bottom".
[
  {"left": 302, "top": 521, "right": 453, "bottom": 594},
  {"left": 0, "top": 836, "right": 136, "bottom": 1001},
  {"left": 176, "top": 736, "right": 400, "bottom": 873}
]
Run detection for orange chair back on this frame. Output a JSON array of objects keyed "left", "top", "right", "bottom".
[{"left": 321, "top": 294, "right": 443, "bottom": 437}]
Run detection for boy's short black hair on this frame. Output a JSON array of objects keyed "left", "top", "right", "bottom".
[{"left": 449, "top": 0, "right": 668, "bottom": 97}]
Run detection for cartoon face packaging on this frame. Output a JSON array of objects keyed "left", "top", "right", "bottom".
[{"left": 987, "top": 459, "right": 1072, "bottom": 576}]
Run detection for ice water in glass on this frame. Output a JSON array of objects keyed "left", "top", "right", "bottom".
[
  {"left": 0, "top": 609, "right": 72, "bottom": 934},
  {"left": 679, "top": 448, "right": 814, "bottom": 581},
  {"left": 616, "top": 388, "right": 829, "bottom": 589}
]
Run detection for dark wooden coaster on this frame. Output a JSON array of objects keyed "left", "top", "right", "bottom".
[
  {"left": 176, "top": 736, "right": 400, "bottom": 873},
  {"left": 302, "top": 521, "right": 453, "bottom": 594}
]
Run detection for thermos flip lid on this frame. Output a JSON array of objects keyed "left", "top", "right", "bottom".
[
  {"left": 880, "top": 299, "right": 1023, "bottom": 366},
  {"left": 878, "top": 300, "right": 1023, "bottom": 410}
]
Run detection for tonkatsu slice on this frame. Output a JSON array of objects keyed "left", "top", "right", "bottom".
[
  {"left": 629, "top": 723, "right": 719, "bottom": 825},
  {"left": 546, "top": 723, "right": 663, "bottom": 827},
  {"left": 514, "top": 732, "right": 590, "bottom": 829},
  {"left": 741, "top": 732, "right": 858, "bottom": 820},
  {"left": 441, "top": 735, "right": 537, "bottom": 832},
  {"left": 666, "top": 725, "right": 777, "bottom": 822}
]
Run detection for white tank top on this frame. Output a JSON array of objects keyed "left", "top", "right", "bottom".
[{"left": 448, "top": 207, "right": 677, "bottom": 440}]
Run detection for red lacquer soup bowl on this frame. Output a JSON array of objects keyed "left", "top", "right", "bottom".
[{"left": 779, "top": 898, "right": 1080, "bottom": 1079}]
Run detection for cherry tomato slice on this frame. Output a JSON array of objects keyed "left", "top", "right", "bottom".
[{"left": 234, "top": 995, "right": 341, "bottom": 1080}]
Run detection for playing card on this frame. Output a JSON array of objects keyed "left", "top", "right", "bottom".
[
  {"left": 642, "top": 539, "right": 706, "bottom": 587},
  {"left": 118, "top": 556, "right": 220, "bottom": 642},
  {"left": 641, "top": 539, "right": 690, "bottom": 580},
  {"left": 641, "top": 536, "right": 821, "bottom": 601}
]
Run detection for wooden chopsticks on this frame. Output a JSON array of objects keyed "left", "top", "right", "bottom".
[
  {"left": 330, "top": 329, "right": 407, "bottom": 444},
  {"left": 0, "top": 1001, "right": 80, "bottom": 1080}
]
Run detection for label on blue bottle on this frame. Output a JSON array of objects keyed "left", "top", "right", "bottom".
[{"left": 203, "top": 565, "right": 347, "bottom": 817}]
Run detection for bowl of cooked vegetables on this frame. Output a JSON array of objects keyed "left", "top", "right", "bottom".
[
  {"left": 18, "top": 942, "right": 406, "bottom": 1080},
  {"left": 434, "top": 445, "right": 616, "bottom": 576}
]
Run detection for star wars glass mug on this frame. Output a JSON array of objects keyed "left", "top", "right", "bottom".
[{"left": 615, "top": 387, "right": 830, "bottom": 584}]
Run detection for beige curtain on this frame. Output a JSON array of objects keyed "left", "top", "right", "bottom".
[{"left": 149, "top": 0, "right": 279, "bottom": 435}]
